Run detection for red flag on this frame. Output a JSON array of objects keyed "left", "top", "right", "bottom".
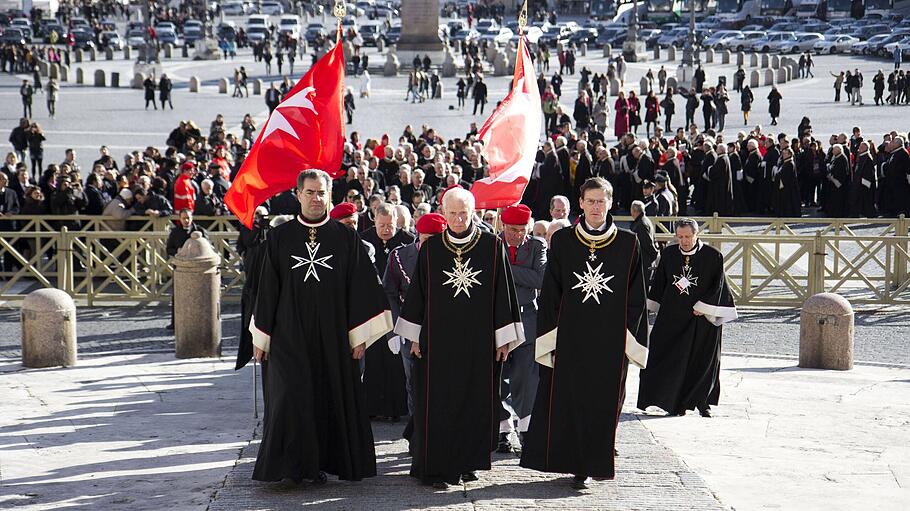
[
  {"left": 470, "top": 37, "right": 543, "bottom": 210},
  {"left": 225, "top": 43, "right": 345, "bottom": 227}
]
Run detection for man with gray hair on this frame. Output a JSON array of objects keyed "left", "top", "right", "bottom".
[
  {"left": 549, "top": 195, "right": 570, "bottom": 221},
  {"left": 394, "top": 186, "right": 523, "bottom": 489},
  {"left": 249, "top": 169, "right": 393, "bottom": 484}
]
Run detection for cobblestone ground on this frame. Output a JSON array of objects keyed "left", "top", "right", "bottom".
[
  {"left": 208, "top": 417, "right": 725, "bottom": 511},
  {"left": 1, "top": 304, "right": 907, "bottom": 366}
]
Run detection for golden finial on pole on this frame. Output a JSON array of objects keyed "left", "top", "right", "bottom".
[
  {"left": 518, "top": 0, "right": 528, "bottom": 35},
  {"left": 333, "top": 0, "right": 347, "bottom": 36}
]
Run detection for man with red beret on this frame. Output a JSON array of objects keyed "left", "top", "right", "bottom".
[
  {"left": 331, "top": 202, "right": 375, "bottom": 263},
  {"left": 496, "top": 204, "right": 547, "bottom": 453},
  {"left": 382, "top": 212, "right": 446, "bottom": 417}
]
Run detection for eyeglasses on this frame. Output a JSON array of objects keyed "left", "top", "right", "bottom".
[{"left": 583, "top": 199, "right": 607, "bottom": 207}]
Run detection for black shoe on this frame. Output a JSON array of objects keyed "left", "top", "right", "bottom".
[
  {"left": 496, "top": 432, "right": 512, "bottom": 453},
  {"left": 165, "top": 323, "right": 174, "bottom": 330},
  {"left": 311, "top": 471, "right": 327, "bottom": 484},
  {"left": 571, "top": 475, "right": 591, "bottom": 490},
  {"left": 461, "top": 471, "right": 478, "bottom": 482},
  {"left": 673, "top": 409, "right": 686, "bottom": 416},
  {"left": 699, "top": 406, "right": 712, "bottom": 418},
  {"left": 431, "top": 481, "right": 448, "bottom": 490}
]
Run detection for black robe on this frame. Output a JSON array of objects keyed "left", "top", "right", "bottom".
[
  {"left": 393, "top": 226, "right": 523, "bottom": 483},
  {"left": 707, "top": 154, "right": 735, "bottom": 216},
  {"left": 521, "top": 218, "right": 648, "bottom": 479},
  {"left": 825, "top": 154, "right": 850, "bottom": 218},
  {"left": 849, "top": 152, "right": 877, "bottom": 218},
  {"left": 637, "top": 241, "right": 737, "bottom": 414},
  {"left": 235, "top": 222, "right": 267, "bottom": 370},
  {"left": 361, "top": 228, "right": 415, "bottom": 418},
  {"left": 250, "top": 216, "right": 393, "bottom": 482},
  {"left": 742, "top": 149, "right": 763, "bottom": 214},
  {"left": 772, "top": 159, "right": 802, "bottom": 217},
  {"left": 879, "top": 147, "right": 910, "bottom": 216}
]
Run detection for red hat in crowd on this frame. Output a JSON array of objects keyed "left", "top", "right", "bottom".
[
  {"left": 440, "top": 184, "right": 463, "bottom": 202},
  {"left": 416, "top": 213, "right": 447, "bottom": 235},
  {"left": 501, "top": 204, "right": 532, "bottom": 226},
  {"left": 330, "top": 202, "right": 357, "bottom": 220},
  {"left": 180, "top": 161, "right": 195, "bottom": 171}
]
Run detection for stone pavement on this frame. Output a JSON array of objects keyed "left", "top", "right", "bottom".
[{"left": 1, "top": 347, "right": 908, "bottom": 511}]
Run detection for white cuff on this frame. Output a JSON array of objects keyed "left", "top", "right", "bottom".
[
  {"left": 249, "top": 314, "right": 271, "bottom": 353},
  {"left": 647, "top": 298, "right": 661, "bottom": 312},
  {"left": 393, "top": 317, "right": 421, "bottom": 342},
  {"left": 535, "top": 327, "right": 557, "bottom": 368},
  {"left": 517, "top": 414, "right": 532, "bottom": 433},
  {"left": 745, "top": 175, "right": 755, "bottom": 184},
  {"left": 495, "top": 321, "right": 525, "bottom": 351},
  {"left": 862, "top": 178, "right": 872, "bottom": 188},
  {"left": 832, "top": 177, "right": 842, "bottom": 188},
  {"left": 693, "top": 300, "right": 739, "bottom": 326},
  {"left": 349, "top": 310, "right": 394, "bottom": 350},
  {"left": 625, "top": 329, "right": 648, "bottom": 369}
]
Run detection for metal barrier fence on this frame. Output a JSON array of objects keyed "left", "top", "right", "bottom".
[{"left": 0, "top": 215, "right": 908, "bottom": 306}]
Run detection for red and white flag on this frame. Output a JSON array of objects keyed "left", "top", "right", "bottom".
[
  {"left": 225, "top": 42, "right": 346, "bottom": 227},
  {"left": 470, "top": 37, "right": 543, "bottom": 210}
]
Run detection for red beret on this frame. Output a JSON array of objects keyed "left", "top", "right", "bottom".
[
  {"left": 501, "top": 204, "right": 532, "bottom": 225},
  {"left": 330, "top": 202, "right": 357, "bottom": 220},
  {"left": 180, "top": 161, "right": 195, "bottom": 171},
  {"left": 416, "top": 212, "right": 447, "bottom": 235}
]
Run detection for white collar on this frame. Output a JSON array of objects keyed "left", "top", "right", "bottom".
[
  {"left": 446, "top": 224, "right": 475, "bottom": 244},
  {"left": 680, "top": 240, "right": 702, "bottom": 256},
  {"left": 579, "top": 221, "right": 617, "bottom": 241},
  {"left": 297, "top": 214, "right": 329, "bottom": 228}
]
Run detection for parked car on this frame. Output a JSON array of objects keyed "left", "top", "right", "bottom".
[
  {"left": 278, "top": 14, "right": 301, "bottom": 40},
  {"left": 384, "top": 25, "right": 401, "bottom": 44},
  {"left": 259, "top": 1, "right": 285, "bottom": 15},
  {"left": 475, "top": 19, "right": 498, "bottom": 32},
  {"left": 221, "top": 1, "right": 247, "bottom": 16},
  {"left": 813, "top": 34, "right": 858, "bottom": 54},
  {"left": 127, "top": 29, "right": 146, "bottom": 48},
  {"left": 852, "top": 33, "right": 891, "bottom": 55},
  {"left": 183, "top": 26, "right": 203, "bottom": 45},
  {"left": 657, "top": 27, "right": 689, "bottom": 48},
  {"left": 304, "top": 24, "right": 327, "bottom": 44},
  {"left": 246, "top": 25, "right": 269, "bottom": 43},
  {"left": 100, "top": 31, "right": 124, "bottom": 50},
  {"left": 71, "top": 29, "right": 96, "bottom": 50},
  {"left": 39, "top": 21, "right": 67, "bottom": 42},
  {"left": 157, "top": 28, "right": 179, "bottom": 45},
  {"left": 567, "top": 27, "right": 598, "bottom": 45},
  {"left": 0, "top": 27, "right": 26, "bottom": 45},
  {"left": 704, "top": 30, "right": 743, "bottom": 49},
  {"left": 479, "top": 26, "right": 513, "bottom": 45},
  {"left": 868, "top": 31, "right": 910, "bottom": 56},
  {"left": 449, "top": 28, "right": 480, "bottom": 43},
  {"left": 751, "top": 32, "right": 796, "bottom": 52},
  {"left": 778, "top": 32, "right": 824, "bottom": 53},
  {"left": 359, "top": 23, "right": 384, "bottom": 46},
  {"left": 851, "top": 24, "right": 892, "bottom": 40}
]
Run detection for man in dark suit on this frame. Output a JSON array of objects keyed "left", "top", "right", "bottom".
[
  {"left": 383, "top": 212, "right": 447, "bottom": 416},
  {"left": 472, "top": 76, "right": 488, "bottom": 115},
  {"left": 630, "top": 199, "right": 658, "bottom": 280},
  {"left": 165, "top": 209, "right": 208, "bottom": 329},
  {"left": 497, "top": 204, "right": 547, "bottom": 453}
]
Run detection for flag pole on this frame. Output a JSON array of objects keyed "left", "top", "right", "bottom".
[{"left": 333, "top": 0, "right": 346, "bottom": 43}]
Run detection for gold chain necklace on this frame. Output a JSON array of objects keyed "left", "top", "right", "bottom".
[
  {"left": 574, "top": 224, "right": 617, "bottom": 261},
  {"left": 442, "top": 227, "right": 481, "bottom": 264}
]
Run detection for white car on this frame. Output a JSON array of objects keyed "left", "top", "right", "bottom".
[
  {"left": 476, "top": 19, "right": 498, "bottom": 32},
  {"left": 883, "top": 36, "right": 910, "bottom": 57},
  {"left": 751, "top": 32, "right": 797, "bottom": 53},
  {"left": 703, "top": 30, "right": 742, "bottom": 49},
  {"left": 259, "top": 1, "right": 285, "bottom": 15},
  {"left": 813, "top": 34, "right": 858, "bottom": 54},
  {"left": 247, "top": 14, "right": 269, "bottom": 29},
  {"left": 479, "top": 26, "right": 513, "bottom": 45},
  {"left": 778, "top": 33, "right": 824, "bottom": 53},
  {"left": 852, "top": 34, "right": 890, "bottom": 55},
  {"left": 221, "top": 1, "right": 247, "bottom": 15},
  {"left": 278, "top": 15, "right": 301, "bottom": 39}
]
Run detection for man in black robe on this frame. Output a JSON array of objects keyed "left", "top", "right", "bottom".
[
  {"left": 637, "top": 218, "right": 737, "bottom": 418},
  {"left": 631, "top": 145, "right": 656, "bottom": 204},
  {"left": 536, "top": 141, "right": 565, "bottom": 220},
  {"left": 393, "top": 187, "right": 523, "bottom": 489},
  {"left": 849, "top": 142, "right": 877, "bottom": 218},
  {"left": 706, "top": 143, "right": 735, "bottom": 216},
  {"left": 879, "top": 136, "right": 910, "bottom": 216},
  {"left": 361, "top": 202, "right": 413, "bottom": 420},
  {"left": 742, "top": 139, "right": 763, "bottom": 214},
  {"left": 250, "top": 169, "right": 393, "bottom": 484},
  {"left": 760, "top": 138, "right": 780, "bottom": 215},
  {"left": 235, "top": 205, "right": 269, "bottom": 371},
  {"left": 825, "top": 144, "right": 851, "bottom": 218},
  {"left": 496, "top": 204, "right": 547, "bottom": 453},
  {"left": 772, "top": 148, "right": 802, "bottom": 217},
  {"left": 521, "top": 177, "right": 649, "bottom": 490}
]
